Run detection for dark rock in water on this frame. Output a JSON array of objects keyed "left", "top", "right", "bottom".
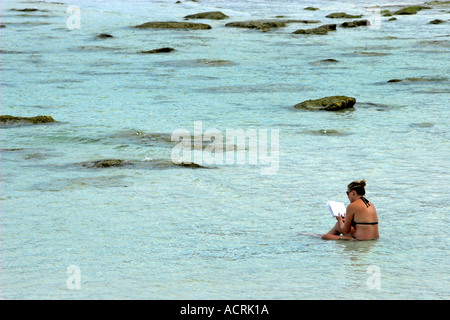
[
  {"left": 304, "top": 7, "right": 319, "bottom": 11},
  {"left": 429, "top": 19, "right": 446, "bottom": 24},
  {"left": 425, "top": 0, "right": 450, "bottom": 5},
  {"left": 134, "top": 21, "right": 212, "bottom": 30},
  {"left": 139, "top": 47, "right": 175, "bottom": 54},
  {"left": 0, "top": 24, "right": 5, "bottom": 28},
  {"left": 176, "top": 162, "right": 206, "bottom": 168},
  {"left": 388, "top": 17, "right": 397, "bottom": 21},
  {"left": 293, "top": 24, "right": 337, "bottom": 35},
  {"left": 393, "top": 6, "right": 431, "bottom": 15},
  {"left": 225, "top": 19, "right": 319, "bottom": 32},
  {"left": 0, "top": 115, "right": 56, "bottom": 126},
  {"left": 149, "top": 160, "right": 210, "bottom": 169},
  {"left": 283, "top": 19, "right": 321, "bottom": 24},
  {"left": 198, "top": 59, "right": 235, "bottom": 66},
  {"left": 340, "top": 19, "right": 370, "bottom": 28},
  {"left": 354, "top": 51, "right": 390, "bottom": 56},
  {"left": 388, "top": 79, "right": 403, "bottom": 82},
  {"left": 388, "top": 77, "right": 447, "bottom": 83},
  {"left": 81, "top": 159, "right": 131, "bottom": 168},
  {"left": 96, "top": 33, "right": 114, "bottom": 38},
  {"left": 294, "top": 96, "right": 356, "bottom": 111},
  {"left": 311, "top": 58, "right": 340, "bottom": 65},
  {"left": 225, "top": 20, "right": 287, "bottom": 32},
  {"left": 184, "top": 11, "right": 229, "bottom": 20},
  {"left": 0, "top": 148, "right": 24, "bottom": 152},
  {"left": 80, "top": 158, "right": 209, "bottom": 169},
  {"left": 10, "top": 8, "right": 40, "bottom": 12},
  {"left": 326, "top": 12, "right": 363, "bottom": 19},
  {"left": 409, "top": 122, "right": 435, "bottom": 128},
  {"left": 357, "top": 102, "right": 395, "bottom": 111}
]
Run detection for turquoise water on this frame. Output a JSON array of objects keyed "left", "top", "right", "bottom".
[{"left": 1, "top": 0, "right": 449, "bottom": 299}]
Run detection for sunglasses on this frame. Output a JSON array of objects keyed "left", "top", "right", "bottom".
[{"left": 346, "top": 190, "right": 352, "bottom": 195}]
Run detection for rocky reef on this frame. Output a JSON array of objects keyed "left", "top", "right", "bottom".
[
  {"left": 184, "top": 11, "right": 229, "bottom": 20},
  {"left": 293, "top": 24, "right": 337, "bottom": 35},
  {"left": 139, "top": 47, "right": 175, "bottom": 54},
  {"left": 0, "top": 115, "right": 56, "bottom": 126},
  {"left": 225, "top": 20, "right": 288, "bottom": 32},
  {"left": 393, "top": 6, "right": 431, "bottom": 15},
  {"left": 79, "top": 159, "right": 208, "bottom": 169},
  {"left": 340, "top": 20, "right": 370, "bottom": 28},
  {"left": 294, "top": 96, "right": 356, "bottom": 111},
  {"left": 225, "top": 19, "right": 320, "bottom": 32},
  {"left": 326, "top": 12, "right": 363, "bottom": 19},
  {"left": 134, "top": 21, "right": 212, "bottom": 30}
]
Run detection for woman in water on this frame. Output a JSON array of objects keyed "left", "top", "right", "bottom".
[{"left": 322, "top": 180, "right": 379, "bottom": 240}]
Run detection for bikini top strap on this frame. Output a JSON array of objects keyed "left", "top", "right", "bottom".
[{"left": 360, "top": 197, "right": 370, "bottom": 208}]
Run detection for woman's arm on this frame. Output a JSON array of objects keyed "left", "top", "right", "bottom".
[{"left": 338, "top": 205, "right": 354, "bottom": 234}]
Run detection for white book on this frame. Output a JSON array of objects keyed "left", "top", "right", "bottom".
[{"left": 326, "top": 201, "right": 346, "bottom": 218}]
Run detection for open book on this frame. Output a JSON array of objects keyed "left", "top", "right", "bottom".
[{"left": 326, "top": 201, "right": 346, "bottom": 218}]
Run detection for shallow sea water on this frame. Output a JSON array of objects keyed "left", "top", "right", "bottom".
[{"left": 1, "top": 0, "right": 449, "bottom": 299}]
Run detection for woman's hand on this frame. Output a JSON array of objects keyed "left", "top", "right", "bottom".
[{"left": 336, "top": 215, "right": 345, "bottom": 230}]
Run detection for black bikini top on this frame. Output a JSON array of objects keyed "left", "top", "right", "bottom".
[
  {"left": 360, "top": 196, "right": 370, "bottom": 208},
  {"left": 351, "top": 197, "right": 378, "bottom": 226}
]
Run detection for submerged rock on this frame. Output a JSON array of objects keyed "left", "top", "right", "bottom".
[
  {"left": 294, "top": 96, "right": 356, "bottom": 111},
  {"left": 340, "top": 19, "right": 370, "bottom": 28},
  {"left": 80, "top": 158, "right": 209, "bottom": 169},
  {"left": 81, "top": 159, "right": 131, "bottom": 168},
  {"left": 326, "top": 12, "right": 363, "bottom": 19},
  {"left": 283, "top": 19, "right": 321, "bottom": 24},
  {"left": 310, "top": 58, "right": 340, "bottom": 65},
  {"left": 184, "top": 11, "right": 229, "bottom": 20},
  {"left": 198, "top": 59, "right": 235, "bottom": 66},
  {"left": 302, "top": 129, "right": 348, "bottom": 136},
  {"left": 387, "top": 77, "right": 447, "bottom": 83},
  {"left": 10, "top": 8, "right": 40, "bottom": 12},
  {"left": 139, "top": 47, "right": 175, "bottom": 54},
  {"left": 147, "top": 160, "right": 209, "bottom": 169},
  {"left": 292, "top": 24, "right": 337, "bottom": 35},
  {"left": 225, "top": 19, "right": 320, "bottom": 32},
  {"left": 393, "top": 6, "right": 431, "bottom": 15},
  {"left": 425, "top": 1, "right": 450, "bottom": 4},
  {"left": 96, "top": 33, "right": 114, "bottom": 38},
  {"left": 225, "top": 20, "right": 287, "bottom": 32},
  {"left": 134, "top": 21, "right": 212, "bottom": 30},
  {"left": 0, "top": 115, "right": 56, "bottom": 126},
  {"left": 354, "top": 51, "right": 390, "bottom": 56},
  {"left": 357, "top": 102, "right": 396, "bottom": 111},
  {"left": 409, "top": 122, "right": 435, "bottom": 128},
  {"left": 176, "top": 162, "right": 206, "bottom": 168},
  {"left": 304, "top": 7, "right": 319, "bottom": 11},
  {"left": 429, "top": 19, "right": 446, "bottom": 24}
]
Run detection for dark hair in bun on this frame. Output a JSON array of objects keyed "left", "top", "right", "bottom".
[{"left": 347, "top": 179, "right": 367, "bottom": 195}]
